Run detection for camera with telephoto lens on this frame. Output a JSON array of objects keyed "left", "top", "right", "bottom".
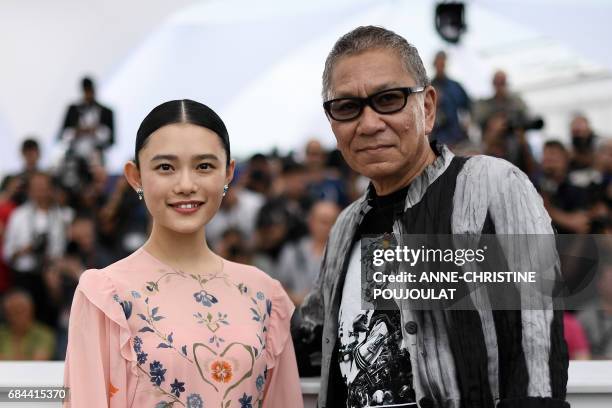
[{"left": 506, "top": 116, "right": 544, "bottom": 133}]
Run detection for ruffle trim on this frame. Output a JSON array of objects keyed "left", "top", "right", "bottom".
[
  {"left": 264, "top": 279, "right": 295, "bottom": 369},
  {"left": 77, "top": 269, "right": 137, "bottom": 375}
]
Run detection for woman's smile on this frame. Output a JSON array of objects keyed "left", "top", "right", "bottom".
[{"left": 168, "top": 200, "right": 205, "bottom": 214}]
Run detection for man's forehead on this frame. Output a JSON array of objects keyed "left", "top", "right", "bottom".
[
  {"left": 329, "top": 49, "right": 415, "bottom": 97},
  {"left": 332, "top": 81, "right": 407, "bottom": 98}
]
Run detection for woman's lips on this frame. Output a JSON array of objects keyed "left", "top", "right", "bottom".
[{"left": 168, "top": 201, "right": 204, "bottom": 214}]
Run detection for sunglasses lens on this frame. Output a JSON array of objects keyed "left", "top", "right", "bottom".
[
  {"left": 329, "top": 99, "right": 361, "bottom": 121},
  {"left": 372, "top": 90, "right": 406, "bottom": 113}
]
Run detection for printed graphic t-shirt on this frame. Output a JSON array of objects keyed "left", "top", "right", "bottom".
[{"left": 337, "top": 185, "right": 417, "bottom": 408}]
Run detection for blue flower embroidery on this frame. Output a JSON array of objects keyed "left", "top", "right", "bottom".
[
  {"left": 133, "top": 336, "right": 143, "bottom": 353},
  {"left": 256, "top": 374, "right": 265, "bottom": 391},
  {"left": 133, "top": 336, "right": 148, "bottom": 364},
  {"left": 149, "top": 360, "right": 166, "bottom": 386},
  {"left": 121, "top": 300, "right": 132, "bottom": 319},
  {"left": 238, "top": 393, "right": 253, "bottom": 408},
  {"left": 186, "top": 393, "right": 203, "bottom": 408},
  {"left": 170, "top": 378, "right": 185, "bottom": 397},
  {"left": 193, "top": 290, "right": 218, "bottom": 307},
  {"left": 137, "top": 351, "right": 148, "bottom": 365},
  {"left": 112, "top": 295, "right": 133, "bottom": 319},
  {"left": 266, "top": 299, "right": 272, "bottom": 317}
]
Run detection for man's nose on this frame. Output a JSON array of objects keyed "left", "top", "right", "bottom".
[{"left": 356, "top": 105, "right": 386, "bottom": 136}]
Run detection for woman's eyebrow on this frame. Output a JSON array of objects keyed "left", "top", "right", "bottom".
[{"left": 150, "top": 154, "right": 219, "bottom": 162}]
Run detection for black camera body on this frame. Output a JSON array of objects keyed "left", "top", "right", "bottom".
[{"left": 506, "top": 116, "right": 544, "bottom": 133}]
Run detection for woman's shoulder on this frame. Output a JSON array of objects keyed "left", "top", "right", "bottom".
[
  {"left": 78, "top": 248, "right": 151, "bottom": 292},
  {"left": 222, "top": 259, "right": 284, "bottom": 295}
]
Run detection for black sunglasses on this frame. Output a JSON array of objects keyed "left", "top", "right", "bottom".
[{"left": 323, "top": 86, "right": 425, "bottom": 122}]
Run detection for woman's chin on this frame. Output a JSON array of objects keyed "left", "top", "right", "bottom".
[{"left": 159, "top": 219, "right": 206, "bottom": 236}]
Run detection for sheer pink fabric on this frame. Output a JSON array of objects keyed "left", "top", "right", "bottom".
[{"left": 64, "top": 248, "right": 303, "bottom": 408}]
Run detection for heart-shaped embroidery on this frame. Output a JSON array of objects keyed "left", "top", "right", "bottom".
[{"left": 193, "top": 341, "right": 255, "bottom": 400}]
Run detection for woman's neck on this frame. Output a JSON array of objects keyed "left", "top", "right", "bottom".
[{"left": 143, "top": 222, "right": 217, "bottom": 274}]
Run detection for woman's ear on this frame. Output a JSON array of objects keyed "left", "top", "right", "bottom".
[
  {"left": 225, "top": 159, "right": 236, "bottom": 186},
  {"left": 124, "top": 160, "right": 142, "bottom": 190}
]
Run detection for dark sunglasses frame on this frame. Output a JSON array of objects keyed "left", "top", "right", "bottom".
[{"left": 323, "top": 86, "right": 425, "bottom": 122}]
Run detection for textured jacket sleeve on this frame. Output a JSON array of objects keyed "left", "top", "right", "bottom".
[{"left": 455, "top": 156, "right": 569, "bottom": 408}]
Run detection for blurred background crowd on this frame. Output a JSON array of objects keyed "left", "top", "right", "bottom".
[{"left": 0, "top": 49, "right": 611, "bottom": 367}]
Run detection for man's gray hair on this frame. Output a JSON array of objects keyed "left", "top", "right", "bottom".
[{"left": 322, "top": 25, "right": 430, "bottom": 100}]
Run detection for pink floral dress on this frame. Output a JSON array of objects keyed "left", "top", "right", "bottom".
[{"left": 64, "top": 247, "right": 303, "bottom": 408}]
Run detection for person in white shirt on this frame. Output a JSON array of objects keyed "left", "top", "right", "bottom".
[{"left": 3, "top": 172, "right": 72, "bottom": 322}]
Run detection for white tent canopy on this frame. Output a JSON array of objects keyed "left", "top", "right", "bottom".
[
  {"left": 2, "top": 0, "right": 610, "bottom": 175},
  {"left": 99, "top": 0, "right": 612, "bottom": 173}
]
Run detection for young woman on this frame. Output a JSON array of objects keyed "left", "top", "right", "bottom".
[{"left": 64, "top": 100, "right": 303, "bottom": 408}]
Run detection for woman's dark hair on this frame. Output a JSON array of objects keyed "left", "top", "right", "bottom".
[{"left": 134, "top": 99, "right": 230, "bottom": 168}]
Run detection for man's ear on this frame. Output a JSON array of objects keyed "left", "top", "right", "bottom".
[
  {"left": 124, "top": 160, "right": 142, "bottom": 191},
  {"left": 423, "top": 85, "right": 437, "bottom": 135}
]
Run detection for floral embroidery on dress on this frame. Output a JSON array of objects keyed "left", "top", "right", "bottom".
[
  {"left": 242, "top": 287, "right": 271, "bottom": 357},
  {"left": 134, "top": 336, "right": 192, "bottom": 407},
  {"left": 186, "top": 394, "right": 203, "bottom": 408},
  {"left": 149, "top": 360, "right": 167, "bottom": 386},
  {"left": 109, "top": 382, "right": 119, "bottom": 398},
  {"left": 193, "top": 290, "right": 219, "bottom": 307},
  {"left": 194, "top": 312, "right": 229, "bottom": 348},
  {"left": 238, "top": 392, "right": 255, "bottom": 408},
  {"left": 127, "top": 263, "right": 272, "bottom": 407},
  {"left": 145, "top": 269, "right": 188, "bottom": 293},
  {"left": 255, "top": 374, "right": 265, "bottom": 392},
  {"left": 133, "top": 336, "right": 148, "bottom": 365},
  {"left": 211, "top": 360, "right": 233, "bottom": 383},
  {"left": 170, "top": 379, "right": 185, "bottom": 397},
  {"left": 137, "top": 298, "right": 193, "bottom": 363},
  {"left": 113, "top": 294, "right": 133, "bottom": 320}
]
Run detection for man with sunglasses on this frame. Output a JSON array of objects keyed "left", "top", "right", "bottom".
[{"left": 298, "top": 26, "right": 568, "bottom": 408}]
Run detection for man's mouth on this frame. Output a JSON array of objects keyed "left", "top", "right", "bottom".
[{"left": 358, "top": 144, "right": 393, "bottom": 152}]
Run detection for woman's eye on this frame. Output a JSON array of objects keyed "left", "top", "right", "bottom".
[{"left": 198, "top": 163, "right": 213, "bottom": 170}]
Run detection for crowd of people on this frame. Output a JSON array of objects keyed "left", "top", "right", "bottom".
[{"left": 0, "top": 53, "right": 610, "bottom": 364}]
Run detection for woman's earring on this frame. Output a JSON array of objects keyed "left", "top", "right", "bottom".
[
  {"left": 136, "top": 187, "right": 144, "bottom": 201},
  {"left": 222, "top": 184, "right": 229, "bottom": 197}
]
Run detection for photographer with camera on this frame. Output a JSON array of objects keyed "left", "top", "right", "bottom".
[
  {"left": 481, "top": 111, "right": 542, "bottom": 177},
  {"left": 475, "top": 70, "right": 529, "bottom": 130},
  {"left": 476, "top": 70, "right": 541, "bottom": 177},
  {"left": 2, "top": 172, "right": 72, "bottom": 324}
]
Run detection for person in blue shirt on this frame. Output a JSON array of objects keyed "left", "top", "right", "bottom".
[{"left": 430, "top": 51, "right": 471, "bottom": 146}]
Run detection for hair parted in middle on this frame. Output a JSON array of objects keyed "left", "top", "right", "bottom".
[{"left": 134, "top": 99, "right": 231, "bottom": 168}]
